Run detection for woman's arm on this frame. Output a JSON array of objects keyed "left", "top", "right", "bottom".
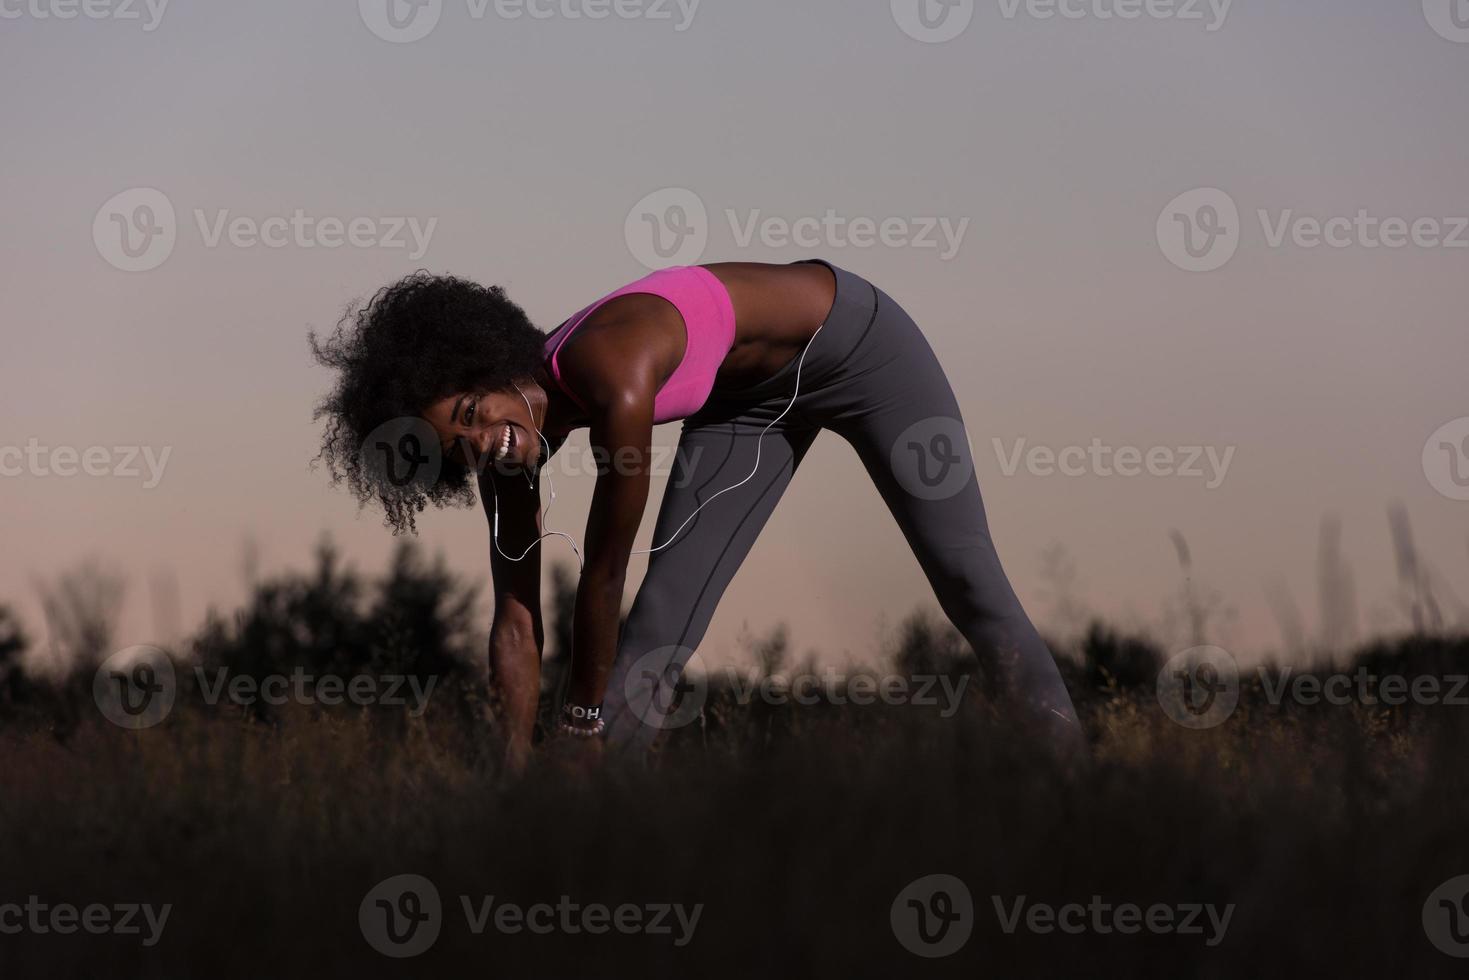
[
  {"left": 565, "top": 387, "right": 655, "bottom": 712},
  {"left": 554, "top": 325, "right": 661, "bottom": 718},
  {"left": 481, "top": 466, "right": 546, "bottom": 770}
]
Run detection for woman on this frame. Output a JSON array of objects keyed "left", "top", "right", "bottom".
[{"left": 313, "top": 259, "right": 1082, "bottom": 767}]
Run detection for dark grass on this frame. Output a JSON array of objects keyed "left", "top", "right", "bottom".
[{"left": 4, "top": 646, "right": 1469, "bottom": 980}]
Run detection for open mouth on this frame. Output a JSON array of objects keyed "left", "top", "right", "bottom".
[{"left": 493, "top": 423, "right": 517, "bottom": 463}]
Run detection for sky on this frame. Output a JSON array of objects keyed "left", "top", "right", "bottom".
[{"left": 2, "top": 0, "right": 1467, "bottom": 672}]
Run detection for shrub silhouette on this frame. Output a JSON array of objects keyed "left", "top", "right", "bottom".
[
  {"left": 0, "top": 603, "right": 30, "bottom": 709},
  {"left": 1078, "top": 620, "right": 1165, "bottom": 694},
  {"left": 188, "top": 537, "right": 481, "bottom": 721}
]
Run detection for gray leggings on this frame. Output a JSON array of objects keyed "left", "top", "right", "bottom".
[{"left": 602, "top": 260, "right": 1082, "bottom": 752}]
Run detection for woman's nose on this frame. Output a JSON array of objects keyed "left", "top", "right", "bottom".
[{"left": 468, "top": 427, "right": 493, "bottom": 458}]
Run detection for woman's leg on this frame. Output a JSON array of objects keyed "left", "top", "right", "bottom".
[
  {"left": 824, "top": 285, "right": 1085, "bottom": 754},
  {"left": 602, "top": 412, "right": 819, "bottom": 753}
]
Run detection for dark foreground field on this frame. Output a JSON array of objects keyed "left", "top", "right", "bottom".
[
  {"left": 4, "top": 635, "right": 1469, "bottom": 979},
  {"left": 3, "top": 546, "right": 1468, "bottom": 978}
]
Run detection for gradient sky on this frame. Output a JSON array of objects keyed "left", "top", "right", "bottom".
[{"left": 2, "top": 0, "right": 1466, "bottom": 672}]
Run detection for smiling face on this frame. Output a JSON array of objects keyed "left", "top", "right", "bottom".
[{"left": 422, "top": 385, "right": 542, "bottom": 475}]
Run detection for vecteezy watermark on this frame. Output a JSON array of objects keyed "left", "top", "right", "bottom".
[
  {"left": 93, "top": 188, "right": 437, "bottom": 272},
  {"left": 1156, "top": 645, "right": 1240, "bottom": 729},
  {"left": 194, "top": 668, "right": 437, "bottom": 717},
  {"left": 622, "top": 646, "right": 707, "bottom": 731},
  {"left": 1424, "top": 875, "right": 1469, "bottom": 958},
  {"left": 359, "top": 416, "right": 712, "bottom": 493},
  {"left": 1159, "top": 647, "right": 1469, "bottom": 730},
  {"left": 357, "top": 0, "right": 700, "bottom": 43},
  {"left": 94, "top": 646, "right": 440, "bottom": 728},
  {"left": 1423, "top": 0, "right": 1469, "bottom": 43},
  {"left": 1259, "top": 667, "right": 1469, "bottom": 708},
  {"left": 0, "top": 0, "right": 168, "bottom": 30},
  {"left": 726, "top": 211, "right": 970, "bottom": 262},
  {"left": 1423, "top": 417, "right": 1469, "bottom": 502},
  {"left": 992, "top": 895, "right": 1234, "bottom": 946},
  {"left": 625, "top": 188, "right": 709, "bottom": 267},
  {"left": 891, "top": 876, "right": 1233, "bottom": 957},
  {"left": 623, "top": 649, "right": 973, "bottom": 730},
  {"left": 1156, "top": 187, "right": 1240, "bottom": 272},
  {"left": 994, "top": 0, "right": 1230, "bottom": 30},
  {"left": 361, "top": 417, "right": 445, "bottom": 491},
  {"left": 0, "top": 439, "right": 171, "bottom": 488},
  {"left": 94, "top": 645, "right": 177, "bottom": 730},
  {"left": 892, "top": 417, "right": 976, "bottom": 502},
  {"left": 890, "top": 0, "right": 975, "bottom": 43},
  {"left": 0, "top": 897, "right": 171, "bottom": 947},
  {"left": 721, "top": 670, "right": 971, "bottom": 718},
  {"left": 1158, "top": 187, "right": 1469, "bottom": 272},
  {"left": 360, "top": 875, "right": 443, "bottom": 958},
  {"left": 624, "top": 187, "right": 970, "bottom": 270},
  {"left": 891, "top": 0, "right": 1229, "bottom": 43},
  {"left": 992, "top": 437, "right": 1234, "bottom": 489},
  {"left": 891, "top": 875, "right": 974, "bottom": 958},
  {"left": 359, "top": 874, "right": 702, "bottom": 958}
]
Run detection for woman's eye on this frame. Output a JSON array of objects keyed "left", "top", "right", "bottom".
[{"left": 464, "top": 402, "right": 476, "bottom": 425}]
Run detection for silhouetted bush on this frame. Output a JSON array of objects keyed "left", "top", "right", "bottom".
[
  {"left": 1078, "top": 621, "right": 1165, "bottom": 693},
  {"left": 187, "top": 537, "right": 484, "bottom": 722}
]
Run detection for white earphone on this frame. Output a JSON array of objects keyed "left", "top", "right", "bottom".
[{"left": 487, "top": 323, "right": 824, "bottom": 571}]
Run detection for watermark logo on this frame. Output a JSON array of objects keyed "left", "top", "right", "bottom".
[
  {"left": 360, "top": 874, "right": 443, "bottom": 958},
  {"left": 727, "top": 209, "right": 968, "bottom": 260},
  {"left": 194, "top": 668, "right": 438, "bottom": 715},
  {"left": 992, "top": 437, "right": 1235, "bottom": 489},
  {"left": 93, "top": 645, "right": 176, "bottom": 730},
  {"left": 1161, "top": 189, "right": 1469, "bottom": 272},
  {"left": 360, "top": 0, "right": 697, "bottom": 40},
  {"left": 720, "top": 669, "right": 970, "bottom": 716},
  {"left": 0, "top": 440, "right": 172, "bottom": 488},
  {"left": 623, "top": 645, "right": 706, "bottom": 730},
  {"left": 625, "top": 187, "right": 709, "bottom": 269},
  {"left": 891, "top": 417, "right": 975, "bottom": 501},
  {"left": 623, "top": 188, "right": 969, "bottom": 269},
  {"left": 1425, "top": 875, "right": 1469, "bottom": 957},
  {"left": 1423, "top": 417, "right": 1469, "bottom": 502},
  {"left": 0, "top": 898, "right": 171, "bottom": 947},
  {"left": 891, "top": 874, "right": 974, "bottom": 957},
  {"left": 0, "top": 0, "right": 169, "bottom": 30},
  {"left": 359, "top": 875, "right": 701, "bottom": 956},
  {"left": 1157, "top": 188, "right": 1239, "bottom": 273},
  {"left": 893, "top": 0, "right": 1230, "bottom": 40},
  {"left": 1156, "top": 645, "right": 1239, "bottom": 729},
  {"left": 361, "top": 417, "right": 444, "bottom": 490},
  {"left": 192, "top": 209, "right": 436, "bottom": 258},
  {"left": 1258, "top": 667, "right": 1469, "bottom": 708},
  {"left": 359, "top": 0, "right": 443, "bottom": 42},
  {"left": 460, "top": 895, "right": 702, "bottom": 944},
  {"left": 997, "top": 0, "right": 1231, "bottom": 30},
  {"left": 93, "top": 188, "right": 176, "bottom": 272},
  {"left": 891, "top": 0, "right": 974, "bottom": 43},
  {"left": 1423, "top": 0, "right": 1469, "bottom": 43},
  {"left": 993, "top": 895, "right": 1233, "bottom": 945},
  {"left": 94, "top": 188, "right": 437, "bottom": 271}
]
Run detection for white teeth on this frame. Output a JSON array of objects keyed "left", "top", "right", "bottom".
[{"left": 495, "top": 426, "right": 512, "bottom": 461}]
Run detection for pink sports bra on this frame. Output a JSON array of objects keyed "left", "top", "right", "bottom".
[{"left": 543, "top": 266, "right": 736, "bottom": 425}]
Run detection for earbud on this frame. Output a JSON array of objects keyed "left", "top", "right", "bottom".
[{"left": 488, "top": 383, "right": 584, "bottom": 570}]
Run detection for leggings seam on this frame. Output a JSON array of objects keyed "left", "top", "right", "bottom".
[{"left": 658, "top": 449, "right": 796, "bottom": 651}]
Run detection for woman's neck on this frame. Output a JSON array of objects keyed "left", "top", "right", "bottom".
[{"left": 529, "top": 365, "right": 583, "bottom": 441}]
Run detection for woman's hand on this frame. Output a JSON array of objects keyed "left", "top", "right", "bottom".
[{"left": 546, "top": 724, "right": 606, "bottom": 776}]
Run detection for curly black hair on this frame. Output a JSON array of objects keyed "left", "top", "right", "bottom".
[{"left": 311, "top": 271, "right": 547, "bottom": 535}]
